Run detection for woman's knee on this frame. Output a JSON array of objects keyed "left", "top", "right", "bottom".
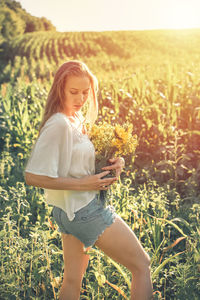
[
  {"left": 128, "top": 251, "right": 151, "bottom": 274},
  {"left": 143, "top": 251, "right": 151, "bottom": 267},
  {"left": 63, "top": 272, "right": 83, "bottom": 290}
]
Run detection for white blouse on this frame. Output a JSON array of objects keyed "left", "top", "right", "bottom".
[{"left": 25, "top": 112, "right": 97, "bottom": 221}]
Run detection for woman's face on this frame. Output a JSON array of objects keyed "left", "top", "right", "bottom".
[{"left": 63, "top": 75, "right": 91, "bottom": 116}]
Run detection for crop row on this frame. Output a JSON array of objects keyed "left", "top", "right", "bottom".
[
  {"left": 1, "top": 29, "right": 200, "bottom": 77},
  {"left": 1, "top": 31, "right": 129, "bottom": 63}
]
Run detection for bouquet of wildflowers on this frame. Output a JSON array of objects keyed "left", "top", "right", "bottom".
[{"left": 89, "top": 121, "right": 138, "bottom": 178}]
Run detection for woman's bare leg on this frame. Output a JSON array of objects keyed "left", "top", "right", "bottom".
[
  {"left": 95, "top": 215, "right": 153, "bottom": 300},
  {"left": 59, "top": 233, "right": 90, "bottom": 300}
]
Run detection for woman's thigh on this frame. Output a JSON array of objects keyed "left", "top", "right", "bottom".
[
  {"left": 95, "top": 215, "right": 150, "bottom": 272},
  {"left": 61, "top": 233, "right": 90, "bottom": 282}
]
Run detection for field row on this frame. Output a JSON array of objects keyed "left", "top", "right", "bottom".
[
  {"left": 1, "top": 31, "right": 129, "bottom": 62},
  {"left": 1, "top": 29, "right": 200, "bottom": 76}
]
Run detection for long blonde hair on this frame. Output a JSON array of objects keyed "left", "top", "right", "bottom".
[{"left": 38, "top": 60, "right": 98, "bottom": 133}]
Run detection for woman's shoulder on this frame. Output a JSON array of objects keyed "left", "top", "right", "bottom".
[
  {"left": 45, "top": 112, "right": 72, "bottom": 129},
  {"left": 38, "top": 113, "right": 73, "bottom": 137}
]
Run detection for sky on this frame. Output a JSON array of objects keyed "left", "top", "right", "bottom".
[{"left": 18, "top": 0, "right": 200, "bottom": 32}]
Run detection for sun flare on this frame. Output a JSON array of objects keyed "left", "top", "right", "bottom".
[{"left": 163, "top": 0, "right": 200, "bottom": 29}]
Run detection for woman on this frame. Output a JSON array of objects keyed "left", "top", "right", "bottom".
[{"left": 25, "top": 60, "right": 153, "bottom": 300}]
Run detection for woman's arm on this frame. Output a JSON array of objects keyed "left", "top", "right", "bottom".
[{"left": 25, "top": 171, "right": 117, "bottom": 191}]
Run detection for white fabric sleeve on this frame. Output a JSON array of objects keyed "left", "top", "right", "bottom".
[{"left": 25, "top": 115, "right": 73, "bottom": 178}]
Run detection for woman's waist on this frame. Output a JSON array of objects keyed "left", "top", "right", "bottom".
[
  {"left": 67, "top": 169, "right": 95, "bottom": 178},
  {"left": 45, "top": 188, "right": 97, "bottom": 198}
]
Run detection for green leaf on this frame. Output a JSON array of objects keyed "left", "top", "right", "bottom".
[{"left": 152, "top": 251, "right": 185, "bottom": 279}]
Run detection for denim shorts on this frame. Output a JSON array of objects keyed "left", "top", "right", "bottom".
[{"left": 52, "top": 195, "right": 117, "bottom": 249}]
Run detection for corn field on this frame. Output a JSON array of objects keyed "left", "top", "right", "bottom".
[{"left": 0, "top": 29, "right": 200, "bottom": 299}]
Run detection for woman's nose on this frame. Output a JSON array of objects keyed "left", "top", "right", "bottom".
[{"left": 76, "top": 94, "right": 84, "bottom": 103}]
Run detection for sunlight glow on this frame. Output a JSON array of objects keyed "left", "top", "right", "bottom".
[{"left": 162, "top": 0, "right": 200, "bottom": 29}]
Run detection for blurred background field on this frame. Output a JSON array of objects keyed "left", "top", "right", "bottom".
[{"left": 0, "top": 0, "right": 200, "bottom": 299}]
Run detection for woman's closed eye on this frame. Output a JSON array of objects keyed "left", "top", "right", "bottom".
[{"left": 70, "top": 91, "right": 89, "bottom": 96}]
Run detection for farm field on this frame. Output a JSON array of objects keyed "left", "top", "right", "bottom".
[{"left": 0, "top": 28, "right": 200, "bottom": 299}]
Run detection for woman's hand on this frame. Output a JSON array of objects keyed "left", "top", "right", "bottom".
[
  {"left": 101, "top": 157, "right": 125, "bottom": 178},
  {"left": 79, "top": 171, "right": 117, "bottom": 191}
]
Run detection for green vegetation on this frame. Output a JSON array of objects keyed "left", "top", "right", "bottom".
[
  {"left": 0, "top": 3, "right": 199, "bottom": 298},
  {"left": 0, "top": 0, "right": 55, "bottom": 41}
]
